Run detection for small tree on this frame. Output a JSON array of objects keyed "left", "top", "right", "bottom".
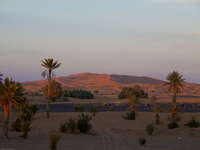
[
  {"left": 42, "top": 80, "right": 62, "bottom": 102},
  {"left": 153, "top": 106, "right": 160, "bottom": 125},
  {"left": 48, "top": 132, "right": 60, "bottom": 150}
]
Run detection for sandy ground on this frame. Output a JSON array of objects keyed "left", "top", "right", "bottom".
[{"left": 1, "top": 112, "right": 200, "bottom": 150}]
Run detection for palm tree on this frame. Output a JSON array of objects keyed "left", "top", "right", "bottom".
[
  {"left": 0, "top": 78, "right": 25, "bottom": 138},
  {"left": 165, "top": 71, "right": 185, "bottom": 104},
  {"left": 42, "top": 80, "right": 62, "bottom": 102},
  {"left": 41, "top": 58, "right": 61, "bottom": 119}
]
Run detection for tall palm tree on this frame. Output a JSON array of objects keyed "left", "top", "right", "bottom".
[
  {"left": 41, "top": 58, "right": 61, "bottom": 119},
  {"left": 0, "top": 78, "right": 25, "bottom": 138},
  {"left": 165, "top": 71, "right": 185, "bottom": 104}
]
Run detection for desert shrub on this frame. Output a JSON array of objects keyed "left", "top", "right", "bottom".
[
  {"left": 59, "top": 96, "right": 68, "bottom": 102},
  {"left": 89, "top": 105, "right": 98, "bottom": 117},
  {"left": 168, "top": 121, "right": 179, "bottom": 129},
  {"left": 29, "top": 104, "right": 38, "bottom": 116},
  {"left": 138, "top": 137, "right": 146, "bottom": 146},
  {"left": 20, "top": 121, "right": 31, "bottom": 139},
  {"left": 74, "top": 104, "right": 84, "bottom": 112},
  {"left": 145, "top": 124, "right": 154, "bottom": 135},
  {"left": 11, "top": 118, "right": 21, "bottom": 132},
  {"left": 59, "top": 123, "right": 67, "bottom": 133},
  {"left": 153, "top": 106, "right": 160, "bottom": 125},
  {"left": 77, "top": 113, "right": 92, "bottom": 133},
  {"left": 184, "top": 117, "right": 200, "bottom": 128},
  {"left": 11, "top": 102, "right": 36, "bottom": 138},
  {"left": 63, "top": 89, "right": 94, "bottom": 99},
  {"left": 118, "top": 85, "right": 148, "bottom": 99},
  {"left": 122, "top": 111, "right": 135, "bottom": 120},
  {"left": 66, "top": 118, "right": 76, "bottom": 133},
  {"left": 48, "top": 133, "right": 60, "bottom": 150}
]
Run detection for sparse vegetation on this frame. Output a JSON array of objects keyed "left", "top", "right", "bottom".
[
  {"left": 153, "top": 106, "right": 160, "bottom": 125},
  {"left": 66, "top": 118, "right": 76, "bottom": 133},
  {"left": 63, "top": 89, "right": 94, "bottom": 99},
  {"left": 48, "top": 132, "right": 60, "bottom": 150},
  {"left": 168, "top": 121, "right": 179, "bottom": 129},
  {"left": 145, "top": 124, "right": 154, "bottom": 136},
  {"left": 74, "top": 104, "right": 84, "bottom": 112},
  {"left": 138, "top": 137, "right": 146, "bottom": 146},
  {"left": 77, "top": 113, "right": 92, "bottom": 133},
  {"left": 59, "top": 123, "right": 67, "bottom": 133},
  {"left": 11, "top": 103, "right": 37, "bottom": 138},
  {"left": 122, "top": 111, "right": 135, "bottom": 120},
  {"left": 184, "top": 117, "right": 200, "bottom": 128},
  {"left": 118, "top": 85, "right": 148, "bottom": 99},
  {"left": 89, "top": 105, "right": 98, "bottom": 117}
]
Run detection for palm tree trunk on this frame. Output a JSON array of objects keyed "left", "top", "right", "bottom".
[
  {"left": 2, "top": 104, "right": 10, "bottom": 138},
  {"left": 172, "top": 92, "right": 177, "bottom": 104},
  {"left": 46, "top": 99, "right": 50, "bottom": 119},
  {"left": 46, "top": 69, "right": 52, "bottom": 119}
]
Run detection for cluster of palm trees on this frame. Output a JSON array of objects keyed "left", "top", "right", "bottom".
[
  {"left": 0, "top": 57, "right": 186, "bottom": 139},
  {"left": 0, "top": 76, "right": 25, "bottom": 138}
]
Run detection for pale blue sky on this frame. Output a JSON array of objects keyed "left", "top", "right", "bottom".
[{"left": 0, "top": 0, "right": 200, "bottom": 82}]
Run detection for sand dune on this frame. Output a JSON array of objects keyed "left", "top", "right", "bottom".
[{"left": 22, "top": 72, "right": 200, "bottom": 97}]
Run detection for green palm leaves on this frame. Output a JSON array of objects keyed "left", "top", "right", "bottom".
[{"left": 41, "top": 58, "right": 61, "bottom": 80}]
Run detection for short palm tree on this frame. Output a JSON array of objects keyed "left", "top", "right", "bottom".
[
  {"left": 0, "top": 78, "right": 25, "bottom": 138},
  {"left": 41, "top": 58, "right": 61, "bottom": 119},
  {"left": 164, "top": 71, "right": 185, "bottom": 104}
]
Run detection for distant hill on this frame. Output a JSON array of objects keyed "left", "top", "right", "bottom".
[{"left": 22, "top": 72, "right": 200, "bottom": 97}]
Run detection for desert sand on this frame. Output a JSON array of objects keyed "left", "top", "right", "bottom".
[{"left": 1, "top": 111, "right": 200, "bottom": 150}]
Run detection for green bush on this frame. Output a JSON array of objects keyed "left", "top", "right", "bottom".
[
  {"left": 145, "top": 124, "right": 154, "bottom": 135},
  {"left": 66, "top": 118, "right": 76, "bottom": 133},
  {"left": 63, "top": 89, "right": 94, "bottom": 99},
  {"left": 48, "top": 133, "right": 60, "bottom": 150},
  {"left": 20, "top": 121, "right": 31, "bottom": 139},
  {"left": 59, "top": 123, "right": 67, "bottom": 133},
  {"left": 11, "top": 118, "right": 21, "bottom": 132},
  {"left": 77, "top": 113, "right": 92, "bottom": 133},
  {"left": 168, "top": 121, "right": 179, "bottom": 129},
  {"left": 184, "top": 117, "right": 200, "bottom": 128},
  {"left": 138, "top": 138, "right": 146, "bottom": 146},
  {"left": 89, "top": 105, "right": 98, "bottom": 117},
  {"left": 122, "top": 111, "right": 135, "bottom": 120},
  {"left": 118, "top": 86, "right": 148, "bottom": 99},
  {"left": 29, "top": 104, "right": 38, "bottom": 116},
  {"left": 74, "top": 104, "right": 84, "bottom": 112},
  {"left": 11, "top": 102, "right": 36, "bottom": 138}
]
